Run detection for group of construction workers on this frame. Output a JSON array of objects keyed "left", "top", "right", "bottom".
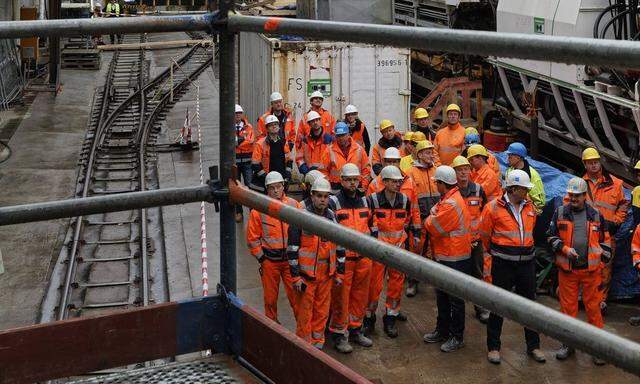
[{"left": 238, "top": 89, "right": 637, "bottom": 366}]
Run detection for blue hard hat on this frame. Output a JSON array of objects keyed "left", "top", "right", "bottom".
[
  {"left": 506, "top": 142, "right": 527, "bottom": 158},
  {"left": 464, "top": 133, "right": 480, "bottom": 145},
  {"left": 334, "top": 121, "right": 349, "bottom": 136}
]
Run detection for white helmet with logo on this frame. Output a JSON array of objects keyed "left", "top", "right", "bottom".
[
  {"left": 380, "top": 165, "right": 403, "bottom": 180},
  {"left": 306, "top": 110, "right": 321, "bottom": 122},
  {"left": 340, "top": 163, "right": 361, "bottom": 177},
  {"left": 433, "top": 165, "right": 457, "bottom": 185},
  {"left": 505, "top": 169, "right": 534, "bottom": 189},
  {"left": 383, "top": 147, "right": 402, "bottom": 160},
  {"left": 344, "top": 104, "right": 358, "bottom": 115},
  {"left": 310, "top": 90, "right": 324, "bottom": 100},
  {"left": 265, "top": 115, "right": 279, "bottom": 125},
  {"left": 311, "top": 177, "right": 332, "bottom": 193},
  {"left": 270, "top": 92, "right": 283, "bottom": 102}
]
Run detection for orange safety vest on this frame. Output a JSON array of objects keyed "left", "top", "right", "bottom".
[
  {"left": 406, "top": 162, "right": 440, "bottom": 219},
  {"left": 251, "top": 136, "right": 292, "bottom": 177},
  {"left": 368, "top": 191, "right": 420, "bottom": 247},
  {"left": 547, "top": 203, "right": 604, "bottom": 272},
  {"left": 235, "top": 118, "right": 255, "bottom": 161},
  {"left": 583, "top": 172, "right": 629, "bottom": 230},
  {"left": 329, "top": 191, "right": 371, "bottom": 259},
  {"left": 246, "top": 196, "right": 299, "bottom": 260},
  {"left": 370, "top": 133, "right": 403, "bottom": 174},
  {"left": 327, "top": 139, "right": 371, "bottom": 188},
  {"left": 296, "top": 130, "right": 332, "bottom": 177},
  {"left": 471, "top": 163, "right": 502, "bottom": 202},
  {"left": 433, "top": 122, "right": 465, "bottom": 166},
  {"left": 631, "top": 224, "right": 640, "bottom": 268},
  {"left": 349, "top": 119, "right": 369, "bottom": 152},
  {"left": 459, "top": 182, "right": 486, "bottom": 241},
  {"left": 257, "top": 109, "right": 296, "bottom": 145},
  {"left": 424, "top": 187, "right": 473, "bottom": 261},
  {"left": 296, "top": 108, "right": 336, "bottom": 148}
]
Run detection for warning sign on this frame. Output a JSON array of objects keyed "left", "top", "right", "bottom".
[{"left": 307, "top": 79, "right": 331, "bottom": 97}]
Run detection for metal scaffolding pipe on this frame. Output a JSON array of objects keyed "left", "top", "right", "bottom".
[
  {"left": 0, "top": 185, "right": 216, "bottom": 226},
  {"left": 226, "top": 15, "right": 640, "bottom": 69},
  {"left": 228, "top": 181, "right": 640, "bottom": 376}
]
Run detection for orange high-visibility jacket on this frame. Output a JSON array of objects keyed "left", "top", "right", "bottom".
[
  {"left": 406, "top": 162, "right": 440, "bottom": 219},
  {"left": 349, "top": 119, "right": 370, "bottom": 153},
  {"left": 367, "top": 191, "right": 421, "bottom": 248},
  {"left": 631, "top": 224, "right": 640, "bottom": 268},
  {"left": 246, "top": 196, "right": 300, "bottom": 261},
  {"left": 487, "top": 152, "right": 501, "bottom": 176},
  {"left": 433, "top": 122, "right": 465, "bottom": 166},
  {"left": 458, "top": 182, "right": 487, "bottom": 241},
  {"left": 329, "top": 191, "right": 371, "bottom": 259},
  {"left": 366, "top": 173, "right": 419, "bottom": 227},
  {"left": 296, "top": 108, "right": 336, "bottom": 148},
  {"left": 235, "top": 118, "right": 255, "bottom": 162},
  {"left": 287, "top": 204, "right": 345, "bottom": 281},
  {"left": 251, "top": 136, "right": 293, "bottom": 178},
  {"left": 546, "top": 203, "right": 605, "bottom": 272},
  {"left": 370, "top": 133, "right": 403, "bottom": 176},
  {"left": 583, "top": 172, "right": 629, "bottom": 234},
  {"left": 326, "top": 139, "right": 371, "bottom": 188},
  {"left": 424, "top": 187, "right": 473, "bottom": 261},
  {"left": 296, "top": 130, "right": 333, "bottom": 177},
  {"left": 257, "top": 109, "right": 296, "bottom": 145},
  {"left": 471, "top": 163, "right": 502, "bottom": 202}
]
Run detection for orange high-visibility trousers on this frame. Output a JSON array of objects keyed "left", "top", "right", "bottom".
[
  {"left": 367, "top": 260, "right": 405, "bottom": 316},
  {"left": 329, "top": 258, "right": 372, "bottom": 334},
  {"left": 295, "top": 275, "right": 333, "bottom": 348},
  {"left": 260, "top": 259, "right": 297, "bottom": 322},
  {"left": 558, "top": 269, "right": 604, "bottom": 328}
]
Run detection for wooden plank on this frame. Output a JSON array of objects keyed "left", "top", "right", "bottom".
[{"left": 98, "top": 39, "right": 211, "bottom": 51}]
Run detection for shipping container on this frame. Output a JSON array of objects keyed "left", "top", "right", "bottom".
[{"left": 238, "top": 32, "right": 411, "bottom": 146}]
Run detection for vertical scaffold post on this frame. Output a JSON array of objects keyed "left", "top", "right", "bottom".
[{"left": 218, "top": 0, "right": 237, "bottom": 294}]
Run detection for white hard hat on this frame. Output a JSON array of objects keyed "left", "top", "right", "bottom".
[
  {"left": 344, "top": 104, "right": 358, "bottom": 115},
  {"left": 311, "top": 177, "right": 332, "bottom": 193},
  {"left": 505, "top": 169, "right": 534, "bottom": 189},
  {"left": 306, "top": 110, "right": 321, "bottom": 122},
  {"left": 265, "top": 114, "right": 279, "bottom": 125},
  {"left": 310, "top": 90, "right": 324, "bottom": 100},
  {"left": 433, "top": 165, "right": 457, "bottom": 185},
  {"left": 270, "top": 92, "right": 283, "bottom": 102},
  {"left": 265, "top": 171, "right": 284, "bottom": 186},
  {"left": 383, "top": 147, "right": 401, "bottom": 160},
  {"left": 235, "top": 104, "right": 243, "bottom": 113},
  {"left": 380, "top": 165, "right": 403, "bottom": 180},
  {"left": 340, "top": 163, "right": 361, "bottom": 178},
  {"left": 305, "top": 170, "right": 325, "bottom": 185},
  {"left": 566, "top": 177, "right": 588, "bottom": 194}
]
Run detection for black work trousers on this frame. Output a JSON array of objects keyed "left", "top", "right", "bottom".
[
  {"left": 486, "top": 257, "right": 540, "bottom": 352},
  {"left": 435, "top": 258, "right": 472, "bottom": 340}
]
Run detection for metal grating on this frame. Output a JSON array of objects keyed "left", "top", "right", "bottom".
[{"left": 68, "top": 361, "right": 238, "bottom": 384}]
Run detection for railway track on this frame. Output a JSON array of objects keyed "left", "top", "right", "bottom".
[{"left": 40, "top": 35, "right": 213, "bottom": 323}]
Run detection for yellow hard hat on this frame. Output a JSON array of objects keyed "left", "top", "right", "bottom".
[
  {"left": 465, "top": 127, "right": 479, "bottom": 136},
  {"left": 467, "top": 144, "right": 489, "bottom": 159},
  {"left": 380, "top": 119, "right": 394, "bottom": 131},
  {"left": 415, "top": 140, "right": 435, "bottom": 152},
  {"left": 445, "top": 104, "right": 461, "bottom": 114},
  {"left": 451, "top": 155, "right": 471, "bottom": 168},
  {"left": 411, "top": 131, "right": 427, "bottom": 142},
  {"left": 402, "top": 131, "right": 414, "bottom": 141},
  {"left": 635, "top": 160, "right": 640, "bottom": 170},
  {"left": 581, "top": 147, "right": 601, "bottom": 161},
  {"left": 414, "top": 107, "right": 429, "bottom": 120}
]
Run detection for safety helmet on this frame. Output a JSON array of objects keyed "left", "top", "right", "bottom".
[
  {"left": 304, "top": 169, "right": 325, "bottom": 186},
  {"left": 635, "top": 160, "right": 640, "bottom": 170},
  {"left": 265, "top": 115, "right": 279, "bottom": 125},
  {"left": 270, "top": 92, "right": 283, "bottom": 102},
  {"left": 310, "top": 90, "right": 324, "bottom": 100},
  {"left": 379, "top": 119, "right": 394, "bottom": 131},
  {"left": 415, "top": 140, "right": 435, "bottom": 153},
  {"left": 412, "top": 131, "right": 427, "bottom": 142},
  {"left": 380, "top": 165, "right": 404, "bottom": 180},
  {"left": 235, "top": 104, "right": 243, "bottom": 113},
  {"left": 464, "top": 133, "right": 480, "bottom": 146},
  {"left": 311, "top": 177, "right": 332, "bottom": 193},
  {"left": 466, "top": 144, "right": 489, "bottom": 159},
  {"left": 344, "top": 104, "right": 358, "bottom": 115},
  {"left": 506, "top": 142, "right": 527, "bottom": 158},
  {"left": 445, "top": 104, "right": 461, "bottom": 114},
  {"left": 334, "top": 121, "right": 350, "bottom": 135},
  {"left": 465, "top": 127, "right": 479, "bottom": 136},
  {"left": 451, "top": 155, "right": 471, "bottom": 168},
  {"left": 433, "top": 165, "right": 457, "bottom": 185},
  {"left": 414, "top": 107, "right": 429, "bottom": 120},
  {"left": 340, "top": 163, "right": 361, "bottom": 177},
  {"left": 306, "top": 110, "right": 321, "bottom": 122},
  {"left": 505, "top": 169, "right": 533, "bottom": 189},
  {"left": 582, "top": 147, "right": 601, "bottom": 161},
  {"left": 265, "top": 171, "right": 284, "bottom": 186},
  {"left": 566, "top": 177, "right": 588, "bottom": 194},
  {"left": 402, "top": 131, "right": 414, "bottom": 141},
  {"left": 383, "top": 147, "right": 402, "bottom": 160}
]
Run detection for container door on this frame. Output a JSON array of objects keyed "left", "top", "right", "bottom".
[{"left": 374, "top": 46, "right": 411, "bottom": 141}]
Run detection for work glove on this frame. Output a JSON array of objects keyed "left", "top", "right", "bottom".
[{"left": 566, "top": 247, "right": 579, "bottom": 259}]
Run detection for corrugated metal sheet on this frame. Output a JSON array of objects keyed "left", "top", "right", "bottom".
[{"left": 238, "top": 32, "right": 272, "bottom": 126}]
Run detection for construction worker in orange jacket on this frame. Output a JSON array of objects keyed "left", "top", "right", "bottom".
[
  {"left": 257, "top": 92, "right": 296, "bottom": 149},
  {"left": 296, "top": 90, "right": 336, "bottom": 149},
  {"left": 363, "top": 165, "right": 422, "bottom": 338},
  {"left": 296, "top": 110, "right": 333, "bottom": 178},
  {"left": 326, "top": 122, "right": 371, "bottom": 193},
  {"left": 400, "top": 131, "right": 428, "bottom": 173},
  {"left": 452, "top": 155, "right": 490, "bottom": 323},
  {"left": 411, "top": 107, "right": 435, "bottom": 141},
  {"left": 480, "top": 170, "right": 545, "bottom": 365},
  {"left": 366, "top": 147, "right": 417, "bottom": 201},
  {"left": 371, "top": 119, "right": 404, "bottom": 175},
  {"left": 235, "top": 104, "right": 255, "bottom": 222},
  {"left": 581, "top": 147, "right": 629, "bottom": 314},
  {"left": 246, "top": 171, "right": 300, "bottom": 322},
  {"left": 423, "top": 165, "right": 473, "bottom": 353},
  {"left": 433, "top": 104, "right": 466, "bottom": 166},
  {"left": 462, "top": 129, "right": 500, "bottom": 177},
  {"left": 250, "top": 115, "right": 293, "bottom": 192},
  {"left": 547, "top": 177, "right": 607, "bottom": 365},
  {"left": 468, "top": 144, "right": 502, "bottom": 202},
  {"left": 287, "top": 177, "right": 345, "bottom": 349},
  {"left": 344, "top": 104, "right": 371, "bottom": 153},
  {"left": 328, "top": 163, "right": 374, "bottom": 353},
  {"left": 630, "top": 224, "right": 640, "bottom": 325}
]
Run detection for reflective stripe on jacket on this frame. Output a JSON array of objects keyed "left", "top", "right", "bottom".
[
  {"left": 583, "top": 172, "right": 629, "bottom": 232},
  {"left": 459, "top": 182, "right": 486, "bottom": 241},
  {"left": 505, "top": 161, "right": 546, "bottom": 213},
  {"left": 370, "top": 133, "right": 403, "bottom": 175},
  {"left": 327, "top": 139, "right": 371, "bottom": 188},
  {"left": 251, "top": 136, "right": 293, "bottom": 177},
  {"left": 433, "top": 122, "right": 465, "bottom": 166},
  {"left": 424, "top": 187, "right": 473, "bottom": 261},
  {"left": 235, "top": 118, "right": 255, "bottom": 159},
  {"left": 329, "top": 191, "right": 371, "bottom": 259},
  {"left": 246, "top": 196, "right": 299, "bottom": 260},
  {"left": 296, "top": 131, "right": 332, "bottom": 177},
  {"left": 367, "top": 191, "right": 421, "bottom": 247},
  {"left": 471, "top": 163, "right": 502, "bottom": 202},
  {"left": 631, "top": 224, "right": 640, "bottom": 268},
  {"left": 257, "top": 109, "right": 296, "bottom": 145},
  {"left": 406, "top": 161, "right": 440, "bottom": 219},
  {"left": 296, "top": 108, "right": 336, "bottom": 148}
]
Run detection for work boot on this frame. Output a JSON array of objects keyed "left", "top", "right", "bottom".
[
  {"left": 487, "top": 350, "right": 501, "bottom": 364},
  {"left": 362, "top": 314, "right": 376, "bottom": 336},
  {"left": 349, "top": 328, "right": 373, "bottom": 347},
  {"left": 406, "top": 280, "right": 418, "bottom": 297},
  {"left": 334, "top": 335, "right": 353, "bottom": 354},
  {"left": 382, "top": 315, "right": 399, "bottom": 338},
  {"left": 440, "top": 337, "right": 464, "bottom": 353},
  {"left": 555, "top": 344, "right": 575, "bottom": 360},
  {"left": 629, "top": 316, "right": 640, "bottom": 326},
  {"left": 396, "top": 311, "right": 408, "bottom": 322},
  {"left": 593, "top": 356, "right": 606, "bottom": 366},
  {"left": 475, "top": 307, "right": 490, "bottom": 324},
  {"left": 423, "top": 329, "right": 447, "bottom": 344},
  {"left": 527, "top": 348, "right": 546, "bottom": 363}
]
